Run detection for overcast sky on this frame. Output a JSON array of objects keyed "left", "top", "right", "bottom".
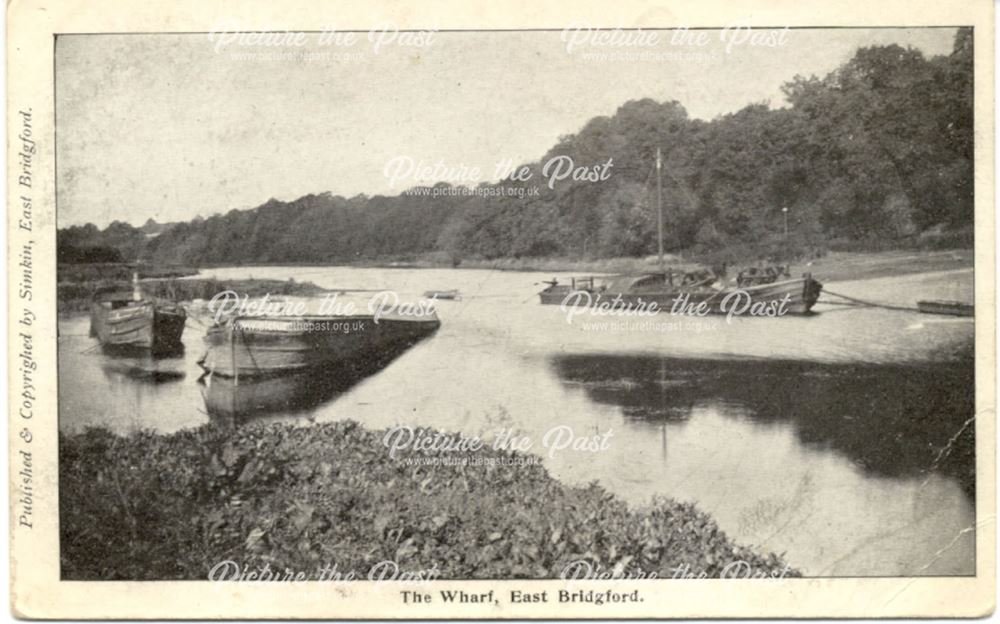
[{"left": 56, "top": 28, "right": 957, "bottom": 227}]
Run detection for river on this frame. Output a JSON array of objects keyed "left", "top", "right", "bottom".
[{"left": 58, "top": 265, "right": 976, "bottom": 577}]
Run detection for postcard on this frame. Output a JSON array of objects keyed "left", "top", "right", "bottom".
[{"left": 8, "top": 0, "right": 995, "bottom": 618}]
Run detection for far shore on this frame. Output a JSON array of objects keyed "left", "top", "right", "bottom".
[
  {"left": 57, "top": 248, "right": 973, "bottom": 314},
  {"left": 192, "top": 248, "right": 973, "bottom": 285}
]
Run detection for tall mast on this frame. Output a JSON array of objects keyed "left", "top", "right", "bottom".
[{"left": 656, "top": 147, "right": 663, "bottom": 267}]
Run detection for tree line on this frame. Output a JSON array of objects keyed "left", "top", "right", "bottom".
[{"left": 59, "top": 30, "right": 973, "bottom": 267}]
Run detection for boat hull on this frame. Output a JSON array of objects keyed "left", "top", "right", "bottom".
[
  {"left": 539, "top": 276, "right": 823, "bottom": 315},
  {"left": 199, "top": 314, "right": 441, "bottom": 378},
  {"left": 90, "top": 301, "right": 187, "bottom": 354},
  {"left": 423, "top": 290, "right": 461, "bottom": 300}
]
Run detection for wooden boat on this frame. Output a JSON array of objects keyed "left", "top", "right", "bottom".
[
  {"left": 917, "top": 300, "right": 974, "bottom": 317},
  {"left": 198, "top": 309, "right": 441, "bottom": 379},
  {"left": 89, "top": 283, "right": 186, "bottom": 354},
  {"left": 539, "top": 270, "right": 823, "bottom": 315},
  {"left": 423, "top": 289, "right": 461, "bottom": 300},
  {"left": 537, "top": 147, "right": 823, "bottom": 317}
]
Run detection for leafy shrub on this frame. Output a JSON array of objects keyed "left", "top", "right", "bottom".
[{"left": 60, "top": 421, "right": 795, "bottom": 580}]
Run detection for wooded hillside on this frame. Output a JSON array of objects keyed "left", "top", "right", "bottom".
[{"left": 59, "top": 30, "right": 973, "bottom": 266}]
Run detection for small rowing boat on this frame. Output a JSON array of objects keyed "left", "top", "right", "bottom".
[
  {"left": 423, "top": 289, "right": 461, "bottom": 300},
  {"left": 917, "top": 300, "right": 974, "bottom": 317},
  {"left": 89, "top": 277, "right": 186, "bottom": 354}
]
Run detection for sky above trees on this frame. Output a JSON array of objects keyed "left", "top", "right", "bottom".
[{"left": 56, "top": 28, "right": 956, "bottom": 227}]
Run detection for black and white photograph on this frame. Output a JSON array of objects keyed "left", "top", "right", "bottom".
[{"left": 8, "top": 0, "right": 994, "bottom": 618}]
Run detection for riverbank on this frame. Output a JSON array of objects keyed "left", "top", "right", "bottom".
[
  {"left": 60, "top": 421, "right": 796, "bottom": 581},
  {"left": 196, "top": 248, "right": 973, "bottom": 285},
  {"left": 57, "top": 276, "right": 327, "bottom": 313},
  {"left": 57, "top": 249, "right": 971, "bottom": 312},
  {"left": 785, "top": 249, "right": 973, "bottom": 283},
  {"left": 443, "top": 249, "right": 974, "bottom": 282},
  {"left": 58, "top": 263, "right": 199, "bottom": 283}
]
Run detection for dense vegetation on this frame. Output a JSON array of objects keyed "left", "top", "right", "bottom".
[
  {"left": 57, "top": 276, "right": 323, "bottom": 312},
  {"left": 58, "top": 219, "right": 182, "bottom": 264},
  {"left": 61, "top": 421, "right": 795, "bottom": 580},
  {"left": 60, "top": 31, "right": 972, "bottom": 266}
]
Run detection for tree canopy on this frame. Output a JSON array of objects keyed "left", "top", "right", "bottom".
[{"left": 61, "top": 30, "right": 973, "bottom": 266}]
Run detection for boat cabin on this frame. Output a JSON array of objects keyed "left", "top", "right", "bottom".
[{"left": 92, "top": 287, "right": 142, "bottom": 310}]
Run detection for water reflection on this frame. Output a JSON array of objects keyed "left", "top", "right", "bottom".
[
  {"left": 551, "top": 353, "right": 975, "bottom": 498},
  {"left": 96, "top": 342, "right": 185, "bottom": 359},
  {"left": 58, "top": 265, "right": 977, "bottom": 576},
  {"left": 99, "top": 352, "right": 187, "bottom": 384},
  {"left": 199, "top": 333, "right": 437, "bottom": 426}
]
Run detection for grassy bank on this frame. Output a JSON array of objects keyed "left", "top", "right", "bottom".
[
  {"left": 462, "top": 250, "right": 973, "bottom": 282},
  {"left": 784, "top": 249, "right": 973, "bottom": 283},
  {"left": 181, "top": 248, "right": 974, "bottom": 285},
  {"left": 57, "top": 277, "right": 327, "bottom": 313},
  {"left": 60, "top": 421, "right": 795, "bottom": 581}
]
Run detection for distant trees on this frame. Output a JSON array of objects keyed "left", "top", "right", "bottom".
[
  {"left": 64, "top": 29, "right": 973, "bottom": 266},
  {"left": 781, "top": 32, "right": 973, "bottom": 240},
  {"left": 57, "top": 244, "right": 124, "bottom": 264},
  {"left": 58, "top": 221, "right": 145, "bottom": 263}
]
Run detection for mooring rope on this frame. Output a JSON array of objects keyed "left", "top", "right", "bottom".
[{"left": 821, "top": 289, "right": 921, "bottom": 313}]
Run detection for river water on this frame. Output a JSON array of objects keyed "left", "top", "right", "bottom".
[{"left": 58, "top": 265, "right": 976, "bottom": 577}]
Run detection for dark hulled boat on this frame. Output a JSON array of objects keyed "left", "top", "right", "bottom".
[
  {"left": 539, "top": 270, "right": 823, "bottom": 315},
  {"left": 89, "top": 285, "right": 186, "bottom": 354},
  {"left": 537, "top": 146, "right": 823, "bottom": 316}
]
